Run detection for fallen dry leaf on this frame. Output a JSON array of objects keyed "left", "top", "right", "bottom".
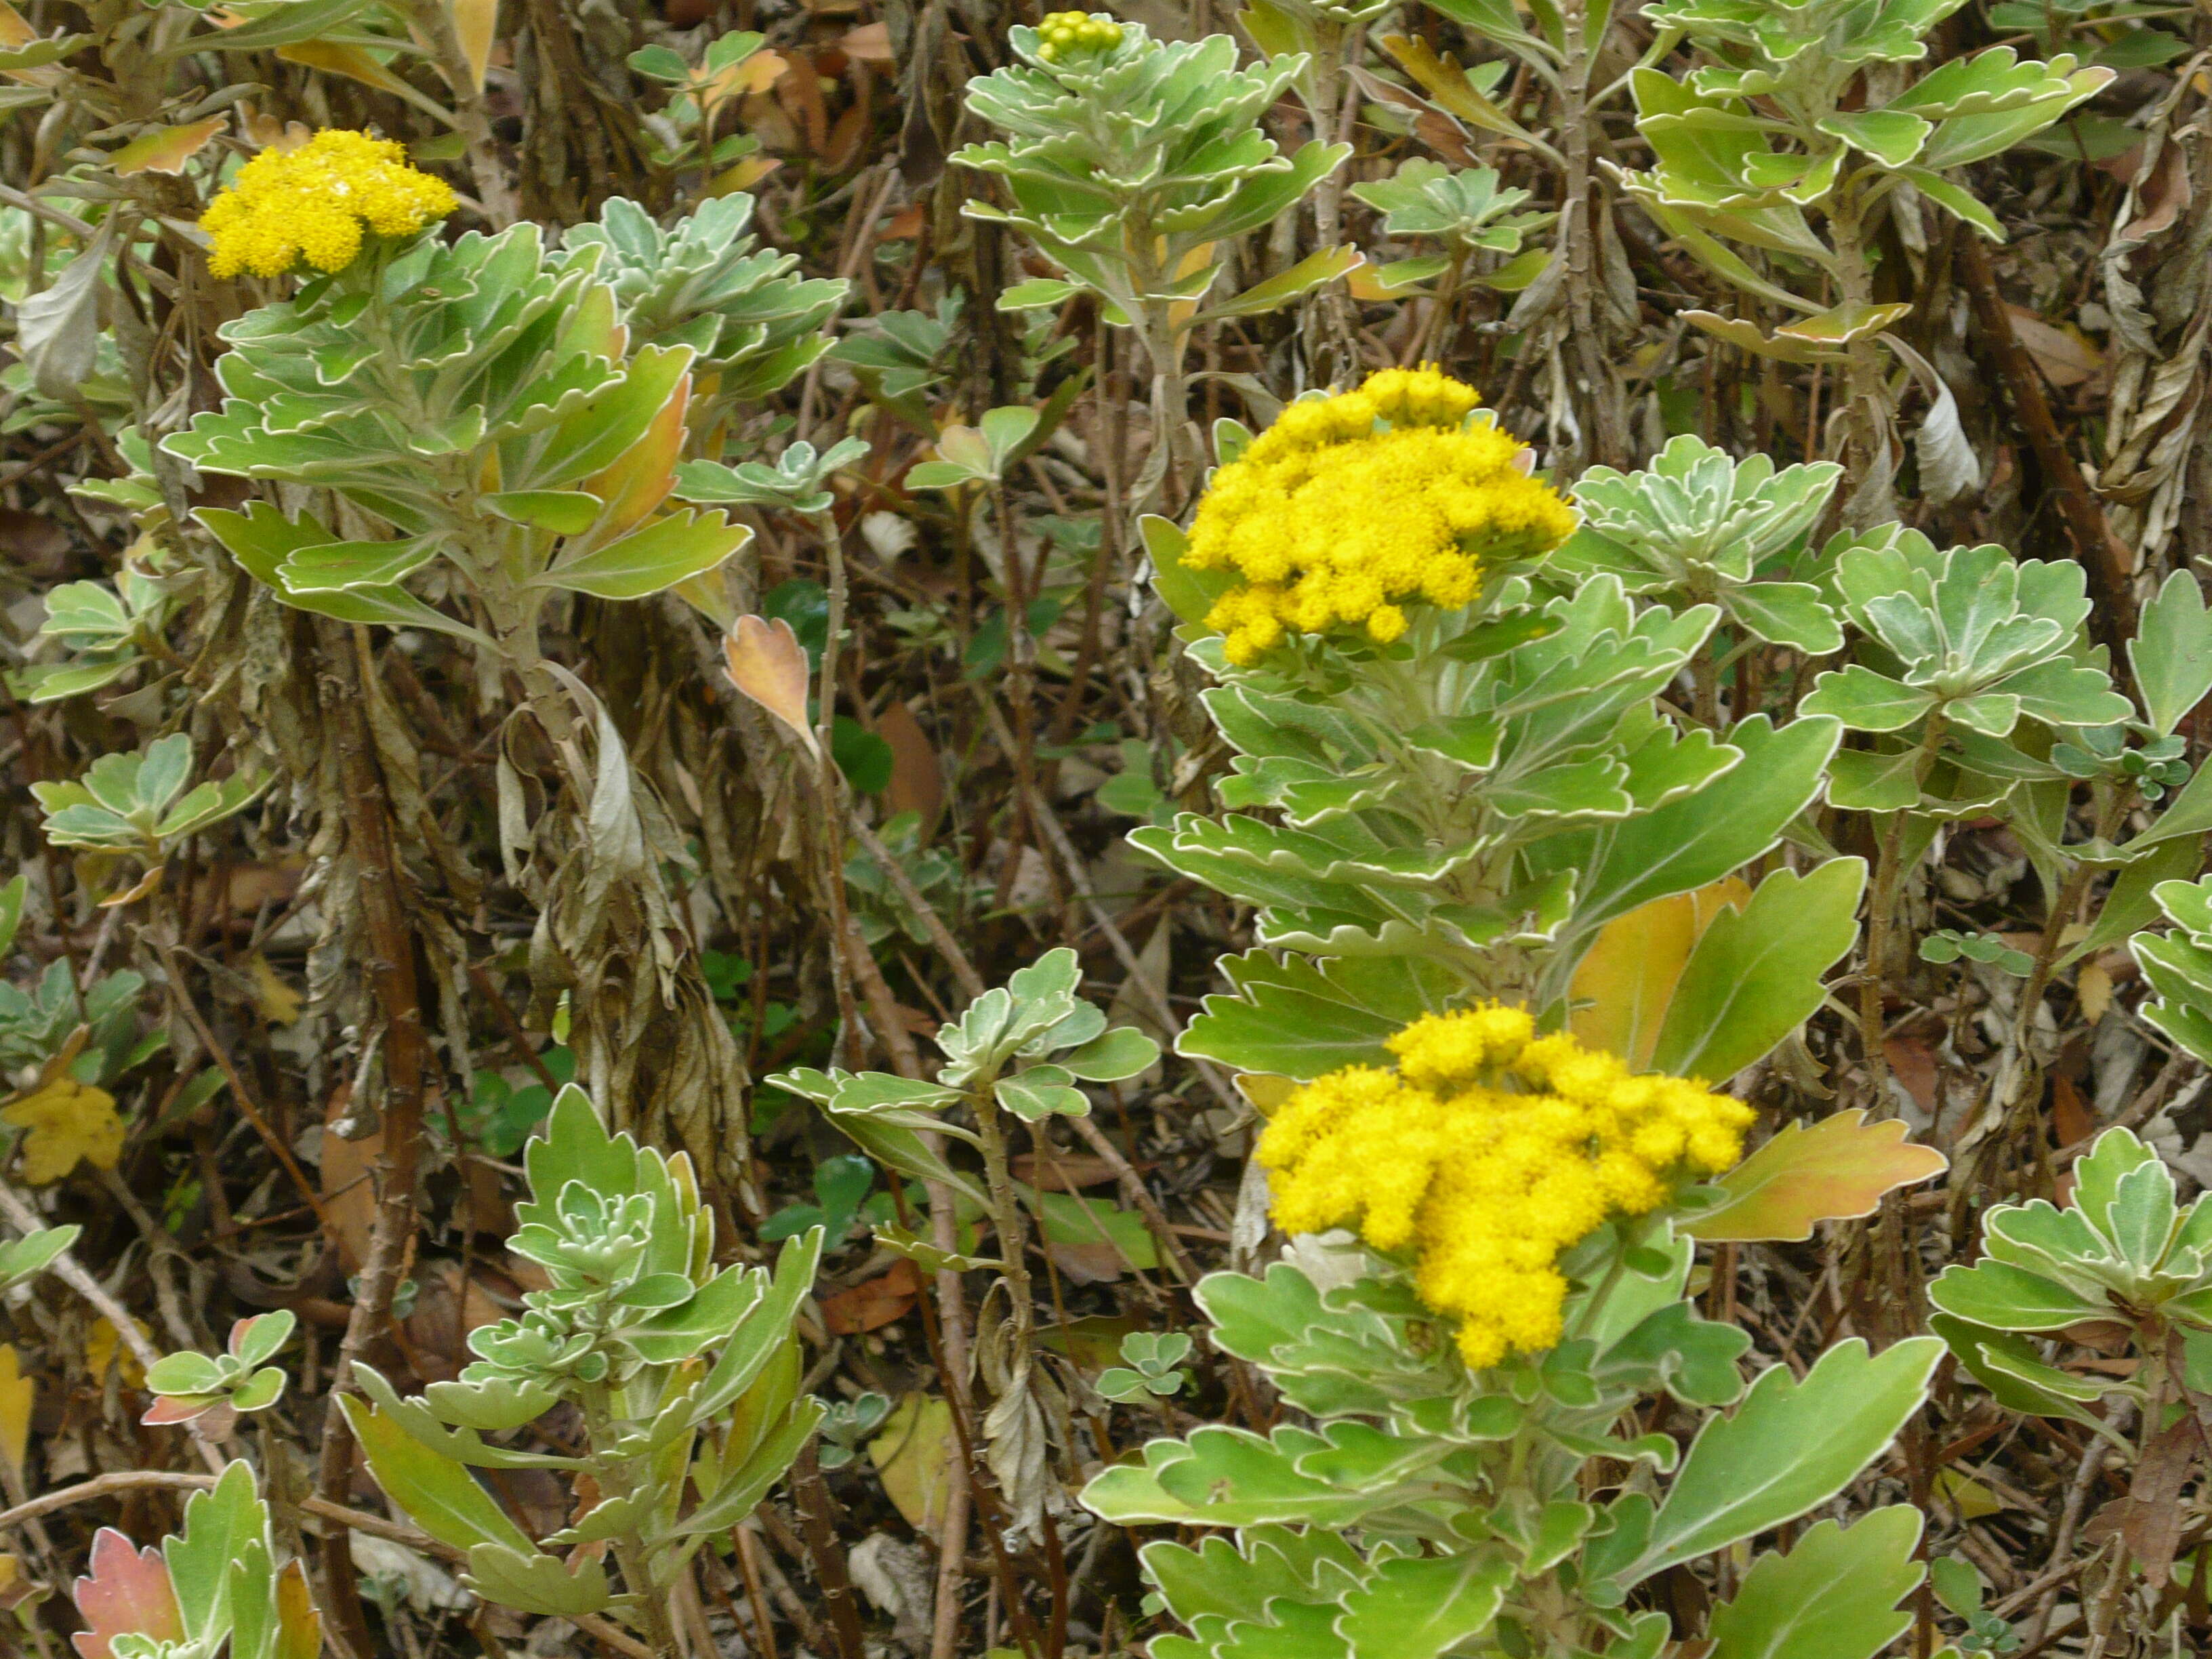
[
  {"left": 2005, "top": 305, "right": 2103, "bottom": 390},
  {"left": 822, "top": 1258, "right": 922, "bottom": 1334},
  {"left": 3, "top": 1079, "right": 124, "bottom": 1184}
]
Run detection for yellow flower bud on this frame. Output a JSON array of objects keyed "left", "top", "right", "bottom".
[
  {"left": 1185, "top": 367, "right": 1576, "bottom": 665},
  {"left": 201, "top": 129, "right": 456, "bottom": 281},
  {"left": 1256, "top": 1006, "right": 1752, "bottom": 1371}
]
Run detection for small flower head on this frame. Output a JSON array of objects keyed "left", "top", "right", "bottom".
[
  {"left": 201, "top": 129, "right": 457, "bottom": 280},
  {"left": 1185, "top": 367, "right": 1576, "bottom": 665},
  {"left": 1257, "top": 1006, "right": 1752, "bottom": 1370},
  {"left": 1034, "top": 9, "right": 1125, "bottom": 62}
]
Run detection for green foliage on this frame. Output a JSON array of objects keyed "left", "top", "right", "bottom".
[
  {"left": 773, "top": 947, "right": 1160, "bottom": 1200},
  {"left": 956, "top": 20, "right": 1353, "bottom": 364},
  {"left": 33, "top": 734, "right": 267, "bottom": 865},
  {"left": 144, "top": 1311, "right": 295, "bottom": 1431},
  {"left": 342, "top": 1086, "right": 823, "bottom": 1641},
  {"left": 1931, "top": 1127, "right": 2212, "bottom": 1412},
  {"left": 14, "top": 546, "right": 187, "bottom": 704},
  {"left": 1099, "top": 1331, "right": 1193, "bottom": 1402},
  {"left": 1802, "top": 533, "right": 2132, "bottom": 812},
  {"left": 69, "top": 1461, "right": 322, "bottom": 1659},
  {"left": 1619, "top": 0, "right": 2109, "bottom": 342},
  {"left": 1348, "top": 160, "right": 1553, "bottom": 291},
  {"left": 1136, "top": 533, "right": 1852, "bottom": 1067},
  {"left": 1084, "top": 1231, "right": 1939, "bottom": 1656},
  {"left": 2134, "top": 874, "right": 2212, "bottom": 1063},
  {"left": 1556, "top": 436, "right": 1844, "bottom": 652},
  {"left": 0, "top": 1219, "right": 79, "bottom": 1294},
  {"left": 560, "top": 193, "right": 845, "bottom": 418},
  {"left": 169, "top": 199, "right": 844, "bottom": 655}
]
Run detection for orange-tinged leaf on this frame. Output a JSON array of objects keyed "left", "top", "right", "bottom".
[
  {"left": 1570, "top": 879, "right": 1748, "bottom": 1071},
  {"left": 722, "top": 615, "right": 819, "bottom": 760},
  {"left": 3, "top": 1078, "right": 124, "bottom": 1184},
  {"left": 1684, "top": 1109, "right": 1948, "bottom": 1242},
  {"left": 0, "top": 0, "right": 33, "bottom": 49},
  {"left": 700, "top": 47, "right": 785, "bottom": 104},
  {"left": 0, "top": 1345, "right": 29, "bottom": 1479},
  {"left": 70, "top": 1529, "right": 182, "bottom": 1659},
  {"left": 108, "top": 117, "right": 226, "bottom": 177},
  {"left": 276, "top": 39, "right": 418, "bottom": 100},
  {"left": 274, "top": 1559, "right": 321, "bottom": 1659},
  {"left": 580, "top": 369, "right": 688, "bottom": 541},
  {"left": 449, "top": 0, "right": 496, "bottom": 93},
  {"left": 841, "top": 21, "right": 891, "bottom": 60}
]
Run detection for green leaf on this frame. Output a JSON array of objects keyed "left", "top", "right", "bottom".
[
  {"left": 1825, "top": 747, "right": 1927, "bottom": 813},
  {"left": 1570, "top": 716, "right": 1842, "bottom": 941},
  {"left": 1336, "top": 1553, "right": 1511, "bottom": 1658},
  {"left": 276, "top": 537, "right": 439, "bottom": 594},
  {"left": 674, "top": 1395, "right": 826, "bottom": 1534},
  {"left": 1195, "top": 245, "right": 1364, "bottom": 324},
  {"left": 338, "top": 1395, "right": 540, "bottom": 1557},
  {"left": 2131, "top": 568, "right": 2212, "bottom": 736},
  {"left": 1708, "top": 1507, "right": 1925, "bottom": 1659},
  {"left": 998, "top": 279, "right": 1082, "bottom": 310},
  {"left": 1143, "top": 513, "right": 1235, "bottom": 627},
  {"left": 197, "top": 504, "right": 494, "bottom": 647},
  {"left": 537, "top": 510, "right": 752, "bottom": 599},
  {"left": 1179, "top": 951, "right": 1458, "bottom": 1079},
  {"left": 996, "top": 1065, "right": 1091, "bottom": 1121},
  {"left": 1816, "top": 110, "right": 1933, "bottom": 167},
  {"left": 165, "top": 1461, "right": 263, "bottom": 1638},
  {"left": 1060, "top": 1026, "right": 1160, "bottom": 1081},
  {"left": 0, "top": 873, "right": 22, "bottom": 960},
  {"left": 485, "top": 491, "right": 607, "bottom": 535},
  {"left": 462, "top": 1544, "right": 611, "bottom": 1618},
  {"left": 1801, "top": 665, "right": 1938, "bottom": 732},
  {"left": 1895, "top": 165, "right": 2006, "bottom": 239},
  {"left": 1649, "top": 858, "right": 1866, "bottom": 1081},
  {"left": 1620, "top": 1338, "right": 1942, "bottom": 1586},
  {"left": 1925, "top": 1257, "right": 2108, "bottom": 1330}
]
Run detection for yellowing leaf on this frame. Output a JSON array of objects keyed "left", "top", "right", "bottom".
[
  {"left": 1233, "top": 1073, "right": 1296, "bottom": 1113},
  {"left": 1933, "top": 1467, "right": 2005, "bottom": 1520},
  {"left": 0, "top": 1345, "right": 30, "bottom": 1479},
  {"left": 1570, "top": 878, "right": 1748, "bottom": 1071},
  {"left": 85, "top": 1316, "right": 150, "bottom": 1390},
  {"left": 247, "top": 954, "right": 302, "bottom": 1025},
  {"left": 276, "top": 39, "right": 419, "bottom": 100},
  {"left": 722, "top": 615, "right": 819, "bottom": 760},
  {"left": 708, "top": 155, "right": 780, "bottom": 197},
  {"left": 109, "top": 117, "right": 227, "bottom": 176},
  {"left": 867, "top": 1393, "right": 954, "bottom": 1538},
  {"left": 3, "top": 1078, "right": 124, "bottom": 1184},
  {"left": 1685, "top": 1109, "right": 1948, "bottom": 1243},
  {"left": 2078, "top": 960, "right": 2114, "bottom": 1025},
  {"left": 449, "top": 0, "right": 496, "bottom": 93}
]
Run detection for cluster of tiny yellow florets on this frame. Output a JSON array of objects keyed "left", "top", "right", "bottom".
[
  {"left": 201, "top": 129, "right": 457, "bottom": 280},
  {"left": 1187, "top": 367, "right": 1578, "bottom": 665},
  {"left": 1035, "top": 10, "right": 1124, "bottom": 61},
  {"left": 1257, "top": 1004, "right": 1753, "bottom": 1369}
]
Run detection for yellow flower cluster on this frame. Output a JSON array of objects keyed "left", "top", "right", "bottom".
[
  {"left": 1036, "top": 9, "right": 1123, "bottom": 60},
  {"left": 1186, "top": 368, "right": 1577, "bottom": 665},
  {"left": 201, "top": 129, "right": 457, "bottom": 280},
  {"left": 1257, "top": 1004, "right": 1753, "bottom": 1369}
]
